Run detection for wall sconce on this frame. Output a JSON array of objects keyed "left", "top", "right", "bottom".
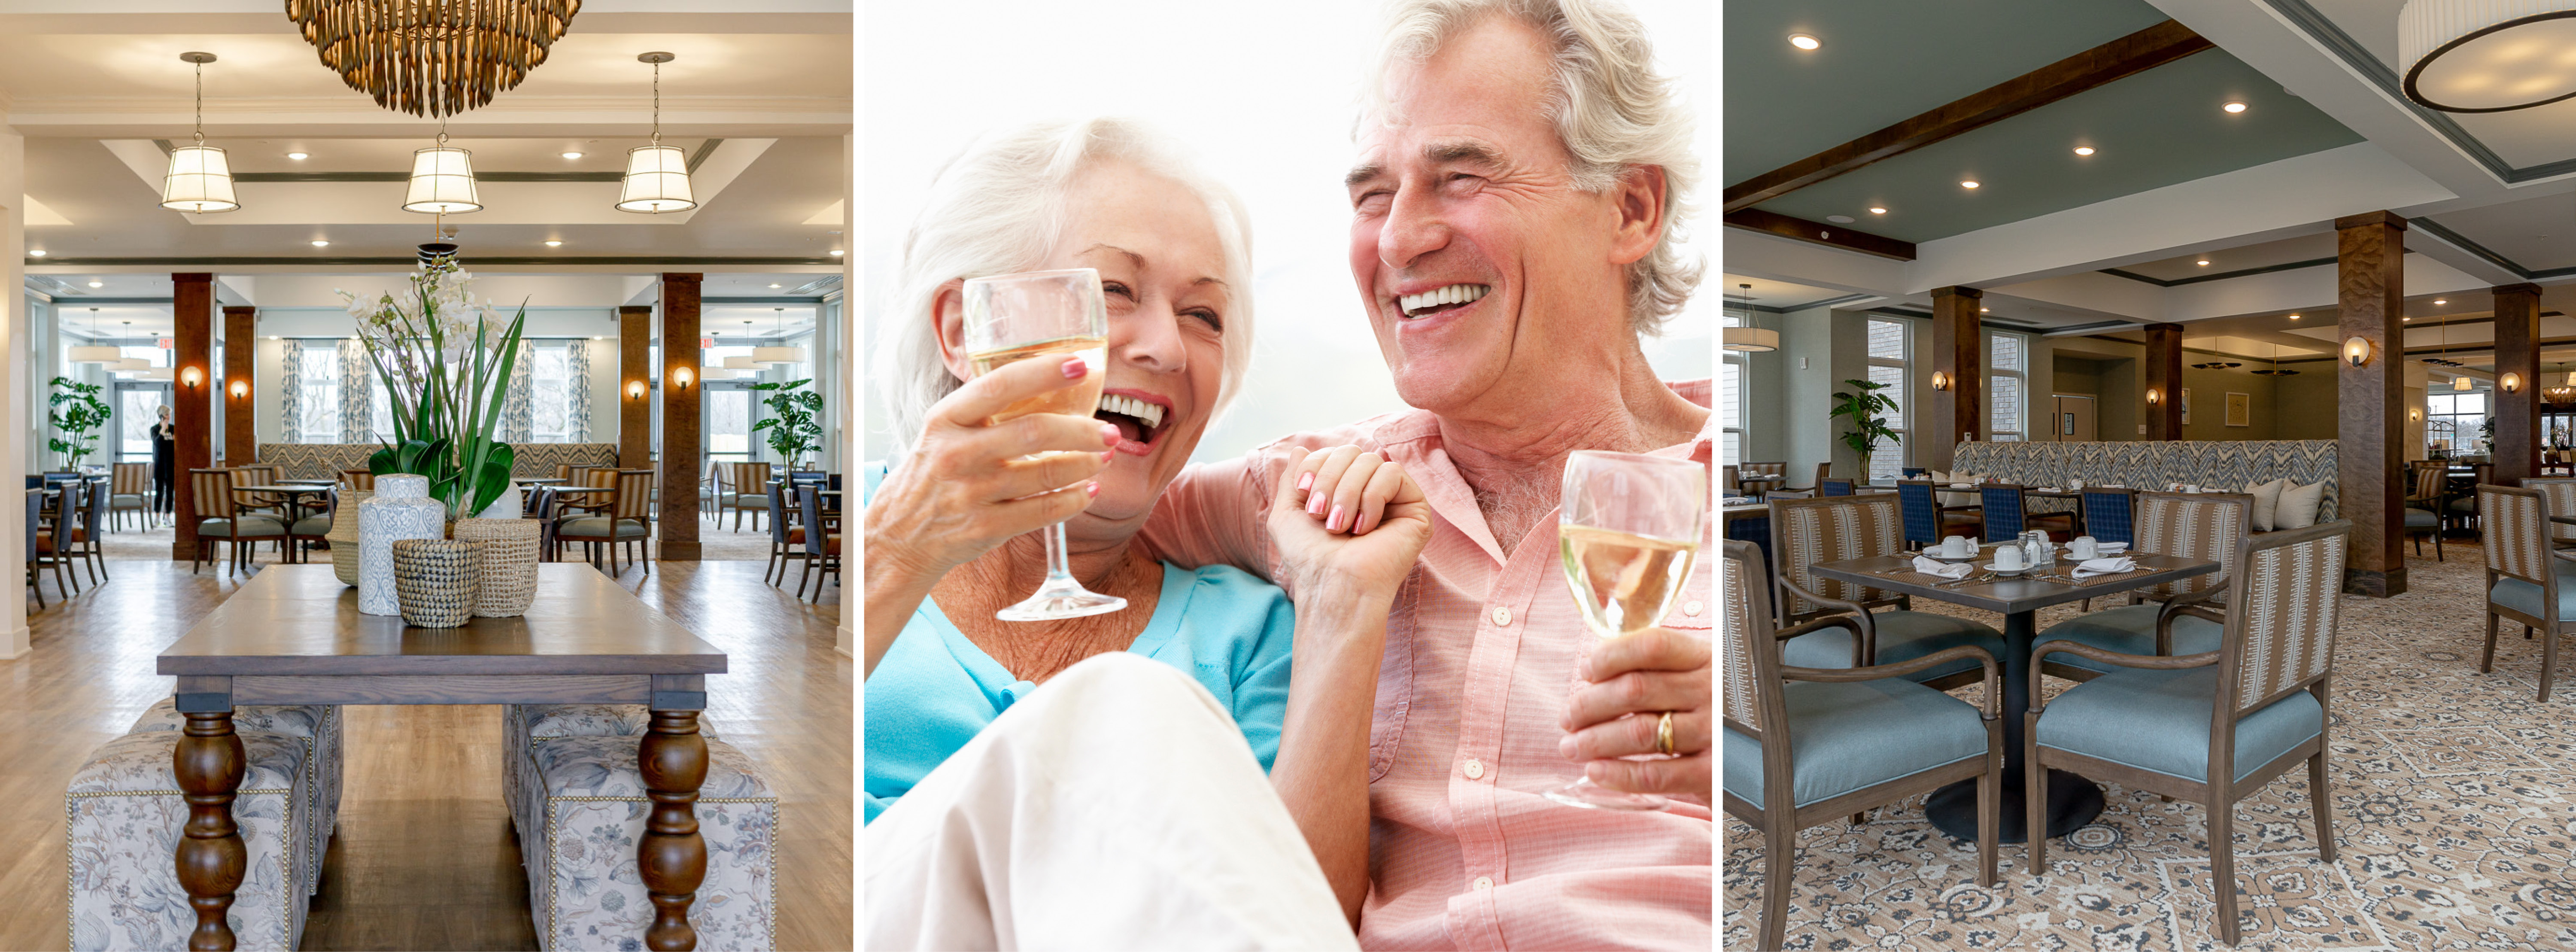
[
  {"left": 2146, "top": 387, "right": 2163, "bottom": 405},
  {"left": 227, "top": 380, "right": 248, "bottom": 401},
  {"left": 671, "top": 367, "right": 694, "bottom": 392},
  {"left": 2410, "top": 407, "right": 2424, "bottom": 421},
  {"left": 627, "top": 380, "right": 648, "bottom": 401},
  {"left": 2503, "top": 372, "right": 2524, "bottom": 393},
  {"left": 2344, "top": 336, "right": 2372, "bottom": 367},
  {"left": 180, "top": 366, "right": 204, "bottom": 391},
  {"left": 1929, "top": 371, "right": 1951, "bottom": 391}
]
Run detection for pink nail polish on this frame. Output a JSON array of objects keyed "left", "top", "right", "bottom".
[
  {"left": 1062, "top": 357, "right": 1088, "bottom": 379},
  {"left": 1086, "top": 482, "right": 1100, "bottom": 497},
  {"left": 1296, "top": 471, "right": 1315, "bottom": 492},
  {"left": 1328, "top": 505, "right": 1349, "bottom": 532},
  {"left": 1101, "top": 423, "right": 1121, "bottom": 447},
  {"left": 1100, "top": 450, "right": 1114, "bottom": 462},
  {"left": 1308, "top": 492, "right": 1328, "bottom": 516}
]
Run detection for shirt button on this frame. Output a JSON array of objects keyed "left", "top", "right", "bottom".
[
  {"left": 1491, "top": 606, "right": 1512, "bottom": 626},
  {"left": 1683, "top": 600, "right": 1704, "bottom": 617},
  {"left": 1464, "top": 758, "right": 1485, "bottom": 779},
  {"left": 1472, "top": 876, "right": 1494, "bottom": 891}
]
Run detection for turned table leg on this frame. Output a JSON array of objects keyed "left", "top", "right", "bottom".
[
  {"left": 175, "top": 709, "right": 245, "bottom": 952},
  {"left": 640, "top": 709, "right": 708, "bottom": 951}
]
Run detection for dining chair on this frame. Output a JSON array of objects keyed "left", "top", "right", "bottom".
[
  {"left": 764, "top": 478, "right": 804, "bottom": 587},
  {"left": 1720, "top": 539, "right": 2000, "bottom": 952},
  {"left": 24, "top": 489, "right": 47, "bottom": 610},
  {"left": 2034, "top": 491, "right": 2251, "bottom": 684},
  {"left": 1767, "top": 494, "right": 2006, "bottom": 692},
  {"left": 289, "top": 487, "right": 336, "bottom": 565},
  {"left": 190, "top": 468, "right": 288, "bottom": 576},
  {"left": 1893, "top": 480, "right": 1978, "bottom": 551},
  {"left": 2445, "top": 462, "right": 2497, "bottom": 534},
  {"left": 1721, "top": 465, "right": 1740, "bottom": 497},
  {"left": 1901, "top": 467, "right": 1928, "bottom": 478},
  {"left": 109, "top": 462, "right": 149, "bottom": 532},
  {"left": 795, "top": 483, "right": 841, "bottom": 602},
  {"left": 1740, "top": 461, "right": 1787, "bottom": 496},
  {"left": 2532, "top": 477, "right": 2576, "bottom": 552},
  {"left": 73, "top": 478, "right": 110, "bottom": 585},
  {"left": 724, "top": 462, "right": 774, "bottom": 532},
  {"left": 2078, "top": 487, "right": 2139, "bottom": 548},
  {"left": 340, "top": 468, "right": 376, "bottom": 491},
  {"left": 556, "top": 469, "right": 656, "bottom": 576},
  {"left": 2478, "top": 483, "right": 2570, "bottom": 703},
  {"left": 1780, "top": 462, "right": 1831, "bottom": 494},
  {"left": 2403, "top": 465, "right": 2445, "bottom": 561},
  {"left": 1978, "top": 483, "right": 2072, "bottom": 541},
  {"left": 2027, "top": 521, "right": 2349, "bottom": 947},
  {"left": 1818, "top": 478, "right": 1855, "bottom": 497},
  {"left": 31, "top": 482, "right": 81, "bottom": 595}
]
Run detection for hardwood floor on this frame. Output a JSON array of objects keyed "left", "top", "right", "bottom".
[{"left": 1, "top": 556, "right": 851, "bottom": 951}]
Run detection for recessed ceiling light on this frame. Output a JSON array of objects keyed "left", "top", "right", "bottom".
[
  {"left": 2434, "top": 298, "right": 2448, "bottom": 305},
  {"left": 2289, "top": 313, "right": 2302, "bottom": 319},
  {"left": 1826, "top": 214, "right": 1854, "bottom": 223},
  {"left": 769, "top": 283, "right": 782, "bottom": 289},
  {"left": 2073, "top": 146, "right": 2095, "bottom": 156},
  {"left": 1960, "top": 180, "right": 1980, "bottom": 189},
  {"left": 1788, "top": 33, "right": 1820, "bottom": 51},
  {"left": 544, "top": 240, "right": 563, "bottom": 247},
  {"left": 310, "top": 240, "right": 329, "bottom": 247},
  {"left": 2223, "top": 101, "right": 2248, "bottom": 113},
  {"left": 286, "top": 152, "right": 308, "bottom": 160},
  {"left": 2197, "top": 259, "right": 2211, "bottom": 266},
  {"left": 88, "top": 280, "right": 103, "bottom": 288},
  {"left": 27, "top": 249, "right": 45, "bottom": 257},
  {"left": 828, "top": 249, "right": 844, "bottom": 256},
  {"left": 1868, "top": 207, "right": 1887, "bottom": 215},
  {"left": 1980, "top": 307, "right": 1990, "bottom": 313},
  {"left": 562, "top": 151, "right": 583, "bottom": 160}
]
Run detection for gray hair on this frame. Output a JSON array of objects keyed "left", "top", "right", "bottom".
[
  {"left": 1369, "top": 0, "right": 1703, "bottom": 335},
  {"left": 876, "top": 117, "right": 1257, "bottom": 448}
]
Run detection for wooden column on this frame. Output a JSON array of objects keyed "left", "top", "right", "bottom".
[
  {"left": 1927, "top": 286, "right": 1983, "bottom": 470},
  {"left": 658, "top": 274, "right": 702, "bottom": 561},
  {"left": 2493, "top": 283, "right": 2543, "bottom": 486},
  {"left": 620, "top": 305, "right": 653, "bottom": 468},
  {"left": 171, "top": 274, "right": 215, "bottom": 561},
  {"left": 2337, "top": 211, "right": 2408, "bottom": 596},
  {"left": 2143, "top": 322, "right": 2185, "bottom": 440},
  {"left": 222, "top": 306, "right": 256, "bottom": 468}
]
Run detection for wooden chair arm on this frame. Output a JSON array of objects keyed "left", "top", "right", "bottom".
[
  {"left": 2154, "top": 585, "right": 2229, "bottom": 654},
  {"left": 2029, "top": 644, "right": 2218, "bottom": 717},
  {"left": 1785, "top": 644, "right": 2001, "bottom": 719},
  {"left": 1777, "top": 576, "right": 1877, "bottom": 665}
]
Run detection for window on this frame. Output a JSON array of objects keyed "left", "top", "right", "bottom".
[
  {"left": 297, "top": 346, "right": 342, "bottom": 443},
  {"left": 1865, "top": 318, "right": 1908, "bottom": 480},
  {"left": 1987, "top": 331, "right": 2026, "bottom": 441},
  {"left": 531, "top": 344, "right": 573, "bottom": 442},
  {"left": 2427, "top": 391, "right": 2487, "bottom": 456},
  {"left": 1719, "top": 309, "right": 1745, "bottom": 466}
]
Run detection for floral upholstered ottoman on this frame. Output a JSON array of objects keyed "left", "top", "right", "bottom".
[
  {"left": 67, "top": 730, "right": 313, "bottom": 952},
  {"left": 522, "top": 734, "right": 776, "bottom": 952},
  {"left": 128, "top": 698, "right": 340, "bottom": 897}
]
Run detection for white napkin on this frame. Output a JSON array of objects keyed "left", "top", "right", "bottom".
[
  {"left": 1948, "top": 482, "right": 1972, "bottom": 489},
  {"left": 1910, "top": 556, "right": 1975, "bottom": 580},
  {"left": 2096, "top": 541, "right": 2128, "bottom": 553},
  {"left": 2072, "top": 556, "right": 2136, "bottom": 579}
]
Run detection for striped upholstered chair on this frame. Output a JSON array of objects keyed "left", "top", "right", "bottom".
[
  {"left": 2028, "top": 521, "right": 2349, "bottom": 946},
  {"left": 1768, "top": 494, "right": 2006, "bottom": 691},
  {"left": 2527, "top": 477, "right": 2576, "bottom": 551},
  {"left": 2034, "top": 492, "right": 2251, "bottom": 683},
  {"left": 1721, "top": 540, "right": 2000, "bottom": 952},
  {"left": 2479, "top": 484, "right": 2571, "bottom": 703}
]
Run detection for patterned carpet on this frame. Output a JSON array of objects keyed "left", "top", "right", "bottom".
[{"left": 1724, "top": 544, "right": 2576, "bottom": 951}]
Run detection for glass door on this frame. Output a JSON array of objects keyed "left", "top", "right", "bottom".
[
  {"left": 705, "top": 380, "right": 756, "bottom": 469},
  {"left": 114, "top": 382, "right": 171, "bottom": 465}
]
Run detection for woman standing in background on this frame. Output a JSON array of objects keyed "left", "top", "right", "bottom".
[{"left": 149, "top": 404, "right": 175, "bottom": 526}]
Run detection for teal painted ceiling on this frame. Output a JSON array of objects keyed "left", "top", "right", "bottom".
[{"left": 1731, "top": 4, "right": 2367, "bottom": 244}]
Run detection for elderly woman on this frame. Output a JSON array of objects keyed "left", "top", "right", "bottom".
[{"left": 862, "top": 118, "right": 1432, "bottom": 949}]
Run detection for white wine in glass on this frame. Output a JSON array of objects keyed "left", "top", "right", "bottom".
[
  {"left": 1545, "top": 450, "right": 1706, "bottom": 811},
  {"left": 963, "top": 268, "right": 1127, "bottom": 621}
]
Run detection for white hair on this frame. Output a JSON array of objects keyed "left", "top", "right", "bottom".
[
  {"left": 1369, "top": 0, "right": 1703, "bottom": 335},
  {"left": 877, "top": 118, "right": 1257, "bottom": 449}
]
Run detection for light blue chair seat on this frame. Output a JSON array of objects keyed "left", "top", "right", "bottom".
[
  {"left": 2036, "top": 665, "right": 2322, "bottom": 784},
  {"left": 291, "top": 514, "right": 331, "bottom": 536},
  {"left": 2035, "top": 604, "right": 2225, "bottom": 675},
  {"left": 558, "top": 516, "right": 648, "bottom": 540},
  {"left": 2489, "top": 562, "right": 2576, "bottom": 619},
  {"left": 198, "top": 515, "right": 286, "bottom": 537},
  {"left": 1722, "top": 678, "right": 1987, "bottom": 810},
  {"left": 1781, "top": 610, "right": 2003, "bottom": 682}
]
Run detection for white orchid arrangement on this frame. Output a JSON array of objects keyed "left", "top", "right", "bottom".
[{"left": 337, "top": 259, "right": 527, "bottom": 517}]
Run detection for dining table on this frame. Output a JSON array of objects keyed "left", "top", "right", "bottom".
[
  {"left": 157, "top": 564, "right": 728, "bottom": 951},
  {"left": 1809, "top": 546, "right": 2219, "bottom": 843},
  {"left": 234, "top": 484, "right": 333, "bottom": 525}
]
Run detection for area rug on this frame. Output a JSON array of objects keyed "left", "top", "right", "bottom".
[{"left": 1724, "top": 547, "right": 2576, "bottom": 951}]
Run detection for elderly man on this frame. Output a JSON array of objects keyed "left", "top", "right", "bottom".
[{"left": 1143, "top": 0, "right": 1713, "bottom": 947}]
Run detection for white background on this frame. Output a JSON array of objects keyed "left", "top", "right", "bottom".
[{"left": 860, "top": 0, "right": 1713, "bottom": 465}]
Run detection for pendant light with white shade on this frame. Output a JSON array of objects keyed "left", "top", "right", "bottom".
[
  {"left": 1721, "top": 283, "right": 1778, "bottom": 352},
  {"left": 162, "top": 52, "right": 240, "bottom": 213},
  {"left": 69, "top": 308, "right": 122, "bottom": 364},
  {"left": 404, "top": 116, "right": 483, "bottom": 215},
  {"left": 617, "top": 52, "right": 698, "bottom": 213},
  {"left": 754, "top": 307, "right": 806, "bottom": 365},
  {"left": 2401, "top": 1, "right": 2576, "bottom": 113}
]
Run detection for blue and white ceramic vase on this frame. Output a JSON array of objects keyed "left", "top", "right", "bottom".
[{"left": 358, "top": 474, "right": 447, "bottom": 616}]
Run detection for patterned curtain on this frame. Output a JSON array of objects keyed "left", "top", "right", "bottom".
[
  {"left": 502, "top": 340, "right": 535, "bottom": 444},
  {"left": 566, "top": 339, "right": 593, "bottom": 443},
  {"left": 278, "top": 339, "right": 304, "bottom": 443},
  {"left": 338, "top": 338, "right": 373, "bottom": 443}
]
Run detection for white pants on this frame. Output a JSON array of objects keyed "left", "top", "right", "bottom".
[{"left": 865, "top": 652, "right": 1359, "bottom": 952}]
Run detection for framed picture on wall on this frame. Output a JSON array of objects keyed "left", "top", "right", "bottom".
[
  {"left": 2181, "top": 388, "right": 2192, "bottom": 426},
  {"left": 2226, "top": 391, "right": 2251, "bottom": 427}
]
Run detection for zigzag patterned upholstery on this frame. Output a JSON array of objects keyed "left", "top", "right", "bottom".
[
  {"left": 255, "top": 443, "right": 620, "bottom": 481},
  {"left": 1769, "top": 495, "right": 2005, "bottom": 686},
  {"left": 1950, "top": 440, "right": 2339, "bottom": 520}
]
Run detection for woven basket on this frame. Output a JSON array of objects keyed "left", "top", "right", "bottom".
[
  {"left": 453, "top": 517, "right": 541, "bottom": 617},
  {"left": 392, "top": 539, "right": 480, "bottom": 628},
  {"left": 327, "top": 490, "right": 373, "bottom": 586}
]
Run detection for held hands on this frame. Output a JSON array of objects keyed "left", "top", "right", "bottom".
[
  {"left": 1267, "top": 445, "right": 1434, "bottom": 599},
  {"left": 1560, "top": 627, "right": 1713, "bottom": 802},
  {"left": 864, "top": 355, "right": 1120, "bottom": 582}
]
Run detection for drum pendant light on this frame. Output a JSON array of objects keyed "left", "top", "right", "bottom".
[
  {"left": 69, "top": 308, "right": 121, "bottom": 363},
  {"left": 2401, "top": 1, "right": 2576, "bottom": 113},
  {"left": 753, "top": 307, "right": 806, "bottom": 365},
  {"left": 162, "top": 52, "right": 240, "bottom": 213},
  {"left": 723, "top": 322, "right": 762, "bottom": 370},
  {"left": 617, "top": 52, "right": 698, "bottom": 213},
  {"left": 404, "top": 117, "right": 483, "bottom": 214}
]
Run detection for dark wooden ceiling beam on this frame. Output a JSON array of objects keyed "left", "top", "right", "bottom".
[
  {"left": 1722, "top": 18, "right": 2215, "bottom": 212},
  {"left": 1722, "top": 207, "right": 1917, "bottom": 261}
]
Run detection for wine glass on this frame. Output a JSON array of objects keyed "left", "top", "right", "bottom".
[
  {"left": 1545, "top": 450, "right": 1708, "bottom": 810},
  {"left": 962, "top": 268, "right": 1128, "bottom": 621}
]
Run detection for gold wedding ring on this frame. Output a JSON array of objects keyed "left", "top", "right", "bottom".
[{"left": 1656, "top": 711, "right": 1676, "bottom": 756}]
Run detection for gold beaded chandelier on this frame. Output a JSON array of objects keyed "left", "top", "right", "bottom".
[{"left": 286, "top": 0, "right": 581, "bottom": 118}]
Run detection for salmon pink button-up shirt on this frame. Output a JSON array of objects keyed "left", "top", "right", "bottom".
[{"left": 1142, "top": 380, "right": 1715, "bottom": 951}]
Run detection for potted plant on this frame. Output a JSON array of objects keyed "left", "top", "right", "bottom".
[
  {"left": 47, "top": 377, "right": 112, "bottom": 470},
  {"left": 341, "top": 259, "right": 528, "bottom": 518},
  {"left": 751, "top": 377, "right": 823, "bottom": 469},
  {"left": 1830, "top": 378, "right": 1902, "bottom": 480}
]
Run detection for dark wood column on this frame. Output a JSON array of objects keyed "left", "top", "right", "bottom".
[
  {"left": 2493, "top": 283, "right": 2543, "bottom": 486},
  {"left": 2143, "top": 322, "right": 2185, "bottom": 440},
  {"left": 2337, "top": 211, "right": 2408, "bottom": 596},
  {"left": 620, "top": 305, "right": 653, "bottom": 468},
  {"left": 658, "top": 274, "right": 702, "bottom": 561},
  {"left": 1928, "top": 286, "right": 1983, "bottom": 470},
  {"left": 171, "top": 274, "right": 215, "bottom": 561},
  {"left": 222, "top": 306, "right": 256, "bottom": 468}
]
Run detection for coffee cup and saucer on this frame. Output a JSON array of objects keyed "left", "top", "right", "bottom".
[
  {"left": 1986, "top": 547, "right": 2032, "bottom": 576},
  {"left": 1927, "top": 536, "right": 1982, "bottom": 562},
  {"left": 2066, "top": 535, "right": 2102, "bottom": 560}
]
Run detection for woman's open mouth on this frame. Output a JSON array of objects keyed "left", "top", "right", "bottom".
[{"left": 1094, "top": 391, "right": 1172, "bottom": 456}]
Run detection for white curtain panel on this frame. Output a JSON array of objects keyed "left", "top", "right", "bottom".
[
  {"left": 278, "top": 339, "right": 304, "bottom": 443},
  {"left": 503, "top": 340, "right": 535, "bottom": 444},
  {"left": 566, "top": 339, "right": 593, "bottom": 443},
  {"left": 338, "top": 338, "right": 372, "bottom": 443}
]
